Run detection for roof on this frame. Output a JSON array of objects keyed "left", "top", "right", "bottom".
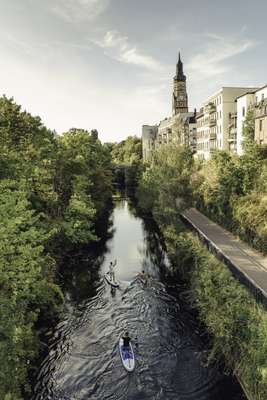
[
  {"left": 255, "top": 83, "right": 267, "bottom": 92},
  {"left": 206, "top": 86, "right": 261, "bottom": 102},
  {"left": 235, "top": 88, "right": 259, "bottom": 100}
]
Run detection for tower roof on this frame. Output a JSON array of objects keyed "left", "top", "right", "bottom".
[{"left": 175, "top": 52, "right": 186, "bottom": 82}]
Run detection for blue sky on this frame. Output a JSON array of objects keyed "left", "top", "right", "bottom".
[{"left": 0, "top": 0, "right": 266, "bottom": 142}]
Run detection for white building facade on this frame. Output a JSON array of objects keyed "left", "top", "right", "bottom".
[
  {"left": 254, "top": 85, "right": 267, "bottom": 146},
  {"left": 142, "top": 125, "right": 158, "bottom": 162},
  {"left": 196, "top": 87, "right": 259, "bottom": 160},
  {"left": 236, "top": 91, "right": 256, "bottom": 155}
]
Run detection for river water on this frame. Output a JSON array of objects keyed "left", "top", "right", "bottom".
[{"left": 33, "top": 199, "right": 245, "bottom": 400}]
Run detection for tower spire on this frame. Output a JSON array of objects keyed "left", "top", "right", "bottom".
[
  {"left": 176, "top": 51, "right": 186, "bottom": 82},
  {"left": 172, "top": 51, "right": 188, "bottom": 115}
]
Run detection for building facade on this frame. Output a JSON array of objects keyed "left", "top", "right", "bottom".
[
  {"left": 196, "top": 87, "right": 258, "bottom": 160},
  {"left": 236, "top": 91, "right": 256, "bottom": 155},
  {"left": 156, "top": 111, "right": 196, "bottom": 148},
  {"left": 254, "top": 85, "right": 267, "bottom": 146},
  {"left": 142, "top": 124, "right": 158, "bottom": 162}
]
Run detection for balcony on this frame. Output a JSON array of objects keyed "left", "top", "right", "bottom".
[
  {"left": 255, "top": 99, "right": 267, "bottom": 118},
  {"left": 205, "top": 102, "right": 216, "bottom": 114},
  {"left": 209, "top": 132, "right": 217, "bottom": 140},
  {"left": 228, "top": 129, "right": 237, "bottom": 142},
  {"left": 209, "top": 118, "right": 217, "bottom": 127}
]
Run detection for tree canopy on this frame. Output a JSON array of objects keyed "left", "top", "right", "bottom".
[{"left": 0, "top": 97, "right": 113, "bottom": 398}]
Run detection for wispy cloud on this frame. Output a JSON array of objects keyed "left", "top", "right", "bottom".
[
  {"left": 188, "top": 34, "right": 256, "bottom": 79},
  {"left": 49, "top": 0, "right": 109, "bottom": 23},
  {"left": 92, "top": 30, "right": 163, "bottom": 71}
]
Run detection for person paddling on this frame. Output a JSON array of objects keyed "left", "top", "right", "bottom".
[
  {"left": 136, "top": 270, "right": 149, "bottom": 286},
  {"left": 122, "top": 331, "right": 131, "bottom": 349},
  {"left": 109, "top": 259, "right": 117, "bottom": 282}
]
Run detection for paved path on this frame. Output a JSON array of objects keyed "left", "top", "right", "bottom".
[{"left": 181, "top": 208, "right": 267, "bottom": 307}]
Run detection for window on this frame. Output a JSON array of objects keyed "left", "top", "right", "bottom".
[
  {"left": 242, "top": 107, "right": 245, "bottom": 117},
  {"left": 262, "top": 93, "right": 264, "bottom": 101},
  {"left": 260, "top": 120, "right": 263, "bottom": 131}
]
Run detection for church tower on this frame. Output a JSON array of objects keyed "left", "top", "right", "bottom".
[{"left": 172, "top": 52, "right": 188, "bottom": 115}]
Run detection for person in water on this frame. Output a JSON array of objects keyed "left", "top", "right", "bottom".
[
  {"left": 122, "top": 331, "right": 131, "bottom": 348},
  {"left": 137, "top": 270, "right": 149, "bottom": 285},
  {"left": 109, "top": 259, "right": 117, "bottom": 282}
]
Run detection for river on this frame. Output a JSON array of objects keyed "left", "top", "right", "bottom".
[{"left": 33, "top": 198, "right": 245, "bottom": 400}]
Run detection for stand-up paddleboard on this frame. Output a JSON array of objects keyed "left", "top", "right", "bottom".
[
  {"left": 104, "top": 272, "right": 119, "bottom": 288},
  {"left": 119, "top": 338, "right": 135, "bottom": 372}
]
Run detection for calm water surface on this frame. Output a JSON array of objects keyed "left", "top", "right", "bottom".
[{"left": 33, "top": 199, "right": 245, "bottom": 400}]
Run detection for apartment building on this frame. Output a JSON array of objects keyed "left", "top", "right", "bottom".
[
  {"left": 254, "top": 85, "right": 267, "bottom": 146},
  {"left": 196, "top": 87, "right": 258, "bottom": 160},
  {"left": 236, "top": 91, "right": 256, "bottom": 154},
  {"left": 157, "top": 116, "right": 175, "bottom": 147},
  {"left": 157, "top": 111, "right": 196, "bottom": 148}
]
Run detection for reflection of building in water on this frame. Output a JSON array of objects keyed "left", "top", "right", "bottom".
[{"left": 142, "top": 53, "right": 196, "bottom": 161}]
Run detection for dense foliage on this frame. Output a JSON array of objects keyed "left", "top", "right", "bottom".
[
  {"left": 137, "top": 129, "right": 267, "bottom": 399},
  {"left": 138, "top": 144, "right": 193, "bottom": 225},
  {"left": 193, "top": 112, "right": 267, "bottom": 252},
  {"left": 108, "top": 136, "right": 142, "bottom": 189},
  {"left": 0, "top": 97, "right": 113, "bottom": 399}
]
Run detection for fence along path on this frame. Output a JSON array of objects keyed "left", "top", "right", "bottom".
[{"left": 181, "top": 208, "right": 267, "bottom": 308}]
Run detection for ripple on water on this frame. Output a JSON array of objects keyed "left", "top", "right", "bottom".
[
  {"left": 32, "top": 199, "right": 245, "bottom": 400},
  {"left": 32, "top": 279, "right": 243, "bottom": 400}
]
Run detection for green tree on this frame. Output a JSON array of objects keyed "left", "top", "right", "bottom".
[
  {"left": 138, "top": 144, "right": 193, "bottom": 226},
  {"left": 0, "top": 183, "right": 62, "bottom": 399},
  {"left": 242, "top": 108, "right": 256, "bottom": 154},
  {"left": 0, "top": 97, "right": 113, "bottom": 397}
]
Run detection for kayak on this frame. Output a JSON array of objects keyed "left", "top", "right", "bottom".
[
  {"left": 104, "top": 272, "right": 119, "bottom": 288},
  {"left": 119, "top": 338, "right": 135, "bottom": 372}
]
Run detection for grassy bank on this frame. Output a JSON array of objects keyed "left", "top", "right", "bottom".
[{"left": 163, "top": 227, "right": 267, "bottom": 399}]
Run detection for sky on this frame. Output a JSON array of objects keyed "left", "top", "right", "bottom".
[{"left": 0, "top": 0, "right": 266, "bottom": 143}]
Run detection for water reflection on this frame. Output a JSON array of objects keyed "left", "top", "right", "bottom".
[{"left": 33, "top": 198, "right": 245, "bottom": 400}]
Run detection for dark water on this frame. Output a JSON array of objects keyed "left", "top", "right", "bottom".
[{"left": 33, "top": 199, "right": 245, "bottom": 400}]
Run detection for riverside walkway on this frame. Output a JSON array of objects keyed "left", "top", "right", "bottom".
[{"left": 181, "top": 208, "right": 267, "bottom": 308}]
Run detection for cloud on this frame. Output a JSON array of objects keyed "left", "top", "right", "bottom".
[
  {"left": 188, "top": 34, "right": 256, "bottom": 79},
  {"left": 92, "top": 30, "right": 163, "bottom": 71},
  {"left": 49, "top": 0, "right": 109, "bottom": 23}
]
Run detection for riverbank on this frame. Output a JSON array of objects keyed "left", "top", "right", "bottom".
[
  {"left": 181, "top": 208, "right": 267, "bottom": 308},
  {"left": 162, "top": 226, "right": 267, "bottom": 400},
  {"left": 137, "top": 144, "right": 267, "bottom": 400}
]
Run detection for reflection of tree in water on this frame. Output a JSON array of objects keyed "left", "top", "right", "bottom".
[
  {"left": 58, "top": 203, "right": 116, "bottom": 305},
  {"left": 136, "top": 212, "right": 169, "bottom": 279}
]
